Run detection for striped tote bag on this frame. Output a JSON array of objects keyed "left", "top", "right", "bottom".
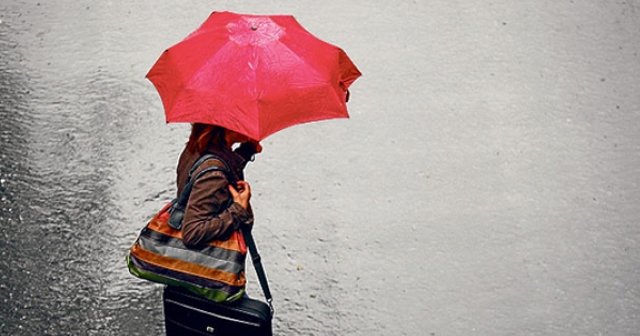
[{"left": 127, "top": 155, "right": 247, "bottom": 302}]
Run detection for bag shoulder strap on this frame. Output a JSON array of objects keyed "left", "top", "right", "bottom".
[
  {"left": 176, "top": 154, "right": 232, "bottom": 208},
  {"left": 188, "top": 154, "right": 229, "bottom": 179}
]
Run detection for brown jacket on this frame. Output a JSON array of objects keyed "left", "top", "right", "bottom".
[{"left": 176, "top": 145, "right": 255, "bottom": 248}]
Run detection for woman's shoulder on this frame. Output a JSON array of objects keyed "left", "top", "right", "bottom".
[
  {"left": 191, "top": 157, "right": 228, "bottom": 177},
  {"left": 179, "top": 149, "right": 224, "bottom": 173}
]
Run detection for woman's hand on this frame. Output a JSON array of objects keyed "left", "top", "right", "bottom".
[
  {"left": 241, "top": 140, "right": 262, "bottom": 155},
  {"left": 228, "top": 181, "right": 251, "bottom": 209},
  {"left": 250, "top": 141, "right": 263, "bottom": 154},
  {"left": 234, "top": 141, "right": 262, "bottom": 162}
]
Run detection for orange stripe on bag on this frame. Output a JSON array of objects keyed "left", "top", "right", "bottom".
[
  {"left": 145, "top": 204, "right": 246, "bottom": 253},
  {"left": 131, "top": 243, "right": 246, "bottom": 287}
]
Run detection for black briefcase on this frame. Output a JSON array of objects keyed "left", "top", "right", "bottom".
[
  {"left": 163, "top": 286, "right": 272, "bottom": 336},
  {"left": 163, "top": 229, "right": 274, "bottom": 336}
]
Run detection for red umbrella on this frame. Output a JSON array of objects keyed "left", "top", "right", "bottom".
[{"left": 147, "top": 11, "right": 361, "bottom": 141}]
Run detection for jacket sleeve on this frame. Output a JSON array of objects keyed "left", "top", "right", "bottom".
[{"left": 181, "top": 168, "right": 253, "bottom": 248}]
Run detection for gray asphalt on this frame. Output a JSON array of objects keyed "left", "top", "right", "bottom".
[{"left": 0, "top": 1, "right": 639, "bottom": 335}]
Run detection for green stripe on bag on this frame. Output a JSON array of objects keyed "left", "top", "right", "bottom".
[{"left": 126, "top": 255, "right": 244, "bottom": 303}]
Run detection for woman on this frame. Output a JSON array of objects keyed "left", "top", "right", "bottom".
[{"left": 176, "top": 123, "right": 261, "bottom": 248}]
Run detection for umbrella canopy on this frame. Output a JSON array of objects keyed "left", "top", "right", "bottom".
[{"left": 147, "top": 11, "right": 362, "bottom": 141}]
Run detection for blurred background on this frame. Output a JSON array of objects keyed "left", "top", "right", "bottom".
[{"left": 1, "top": 1, "right": 639, "bottom": 335}]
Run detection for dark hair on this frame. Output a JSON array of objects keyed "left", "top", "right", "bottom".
[{"left": 186, "top": 123, "right": 226, "bottom": 154}]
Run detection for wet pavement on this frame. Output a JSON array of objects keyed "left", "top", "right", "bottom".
[{"left": 1, "top": 1, "right": 640, "bottom": 335}]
